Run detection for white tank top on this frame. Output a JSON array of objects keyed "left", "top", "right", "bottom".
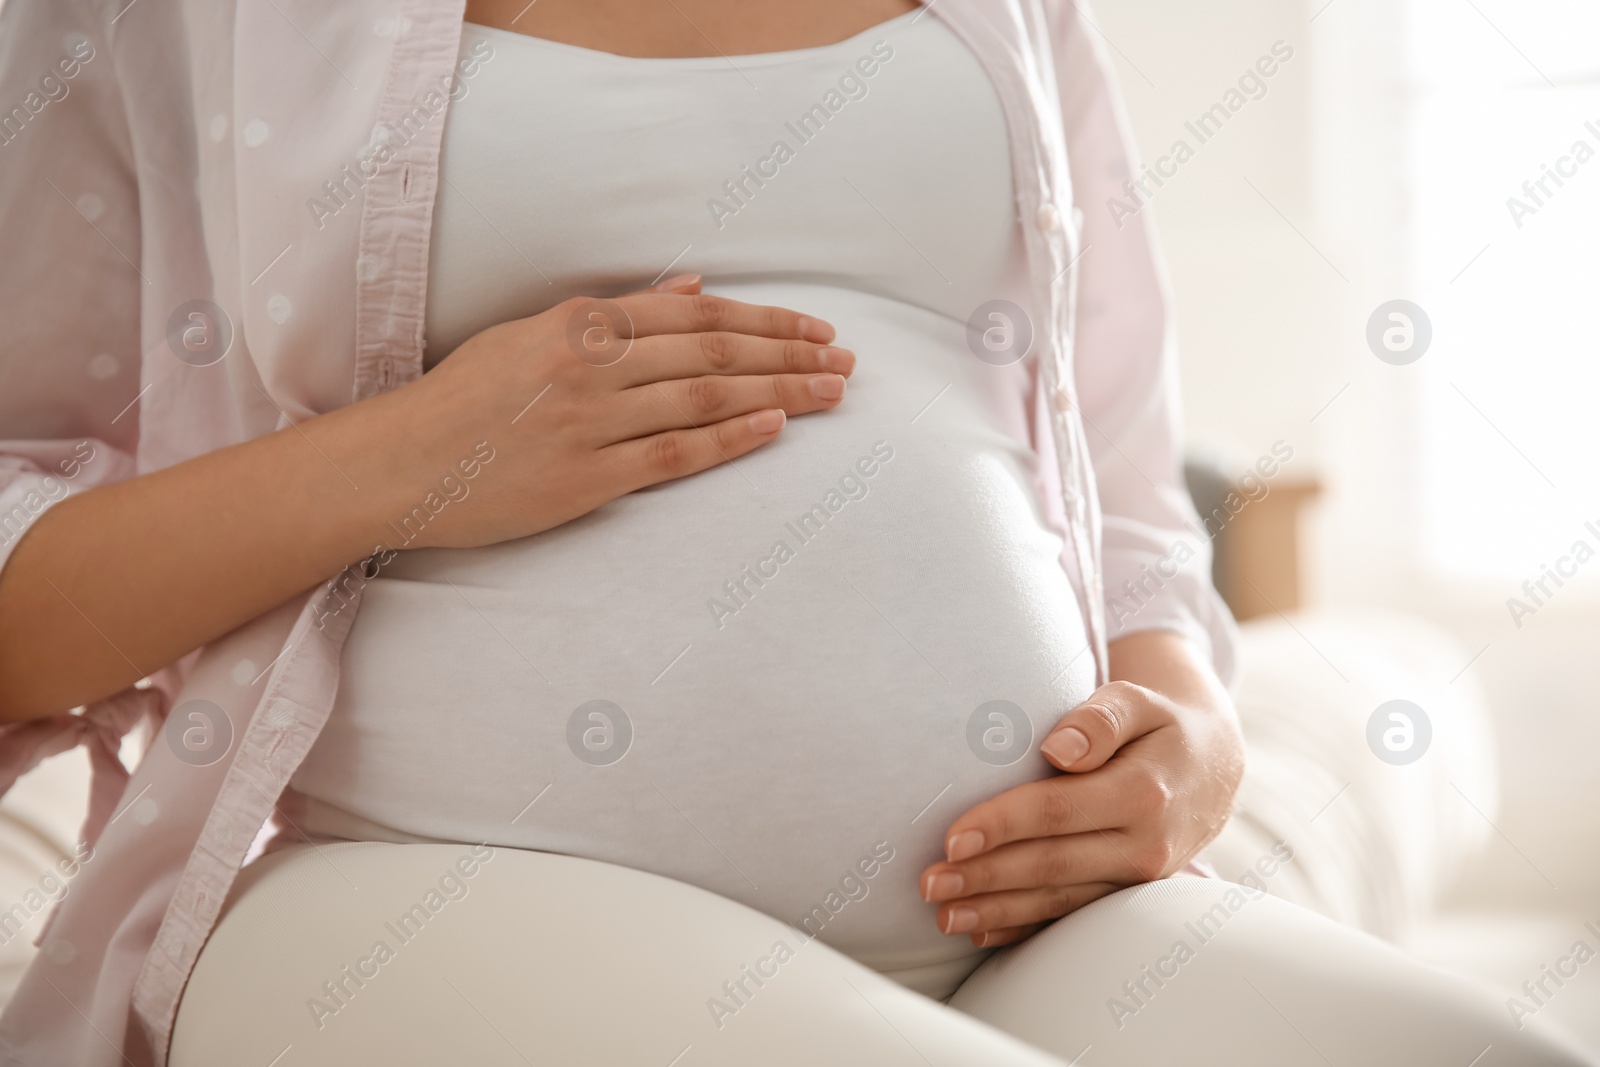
[{"left": 291, "top": 12, "right": 1096, "bottom": 995}]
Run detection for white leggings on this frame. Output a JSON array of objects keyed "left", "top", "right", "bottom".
[{"left": 170, "top": 842, "right": 1591, "bottom": 1066}]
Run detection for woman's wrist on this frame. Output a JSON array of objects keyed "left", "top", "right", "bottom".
[
  {"left": 293, "top": 389, "right": 440, "bottom": 566},
  {"left": 303, "top": 363, "right": 520, "bottom": 556},
  {"left": 1106, "top": 629, "right": 1235, "bottom": 721}
]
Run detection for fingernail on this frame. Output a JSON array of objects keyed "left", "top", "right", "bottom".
[
  {"left": 946, "top": 830, "right": 985, "bottom": 862},
  {"left": 798, "top": 315, "right": 836, "bottom": 344},
  {"left": 944, "top": 908, "right": 980, "bottom": 934},
  {"left": 923, "top": 872, "right": 964, "bottom": 901},
  {"left": 808, "top": 374, "right": 845, "bottom": 401},
  {"left": 816, "top": 346, "right": 855, "bottom": 374},
  {"left": 1041, "top": 726, "right": 1090, "bottom": 766},
  {"left": 747, "top": 409, "right": 785, "bottom": 434},
  {"left": 658, "top": 273, "right": 700, "bottom": 290}
]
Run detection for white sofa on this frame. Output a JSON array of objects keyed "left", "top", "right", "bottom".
[{"left": 1208, "top": 608, "right": 1599, "bottom": 1056}]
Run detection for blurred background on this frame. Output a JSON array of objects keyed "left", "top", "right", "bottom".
[
  {"left": 1094, "top": 0, "right": 1599, "bottom": 1049},
  {"left": 1, "top": 0, "right": 1596, "bottom": 1053}
]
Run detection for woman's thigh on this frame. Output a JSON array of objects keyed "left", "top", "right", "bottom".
[
  {"left": 952, "top": 876, "right": 1592, "bottom": 1067},
  {"left": 170, "top": 842, "right": 1063, "bottom": 1067}
]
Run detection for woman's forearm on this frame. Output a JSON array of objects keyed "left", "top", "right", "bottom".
[{"left": 0, "top": 398, "right": 401, "bottom": 723}]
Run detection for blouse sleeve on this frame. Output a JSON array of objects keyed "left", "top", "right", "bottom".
[
  {"left": 0, "top": 0, "right": 157, "bottom": 836},
  {"left": 0, "top": 0, "right": 141, "bottom": 585},
  {"left": 1046, "top": 0, "right": 1240, "bottom": 687}
]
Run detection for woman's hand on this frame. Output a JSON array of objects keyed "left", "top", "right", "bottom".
[
  {"left": 919, "top": 631, "right": 1244, "bottom": 947},
  {"left": 0, "top": 274, "right": 855, "bottom": 720},
  {"left": 348, "top": 274, "right": 855, "bottom": 550}
]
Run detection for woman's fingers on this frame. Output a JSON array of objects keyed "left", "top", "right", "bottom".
[
  {"left": 1039, "top": 680, "right": 1173, "bottom": 773},
  {"left": 608, "top": 291, "right": 836, "bottom": 345},
  {"left": 920, "top": 833, "right": 1138, "bottom": 903},
  {"left": 616, "top": 273, "right": 702, "bottom": 297},
  {"left": 642, "top": 273, "right": 703, "bottom": 295},
  {"left": 940, "top": 764, "right": 1147, "bottom": 863},
  {"left": 968, "top": 924, "right": 1045, "bottom": 949},
  {"left": 610, "top": 372, "right": 846, "bottom": 439},
  {"left": 614, "top": 333, "right": 855, "bottom": 388},
  {"left": 933, "top": 883, "right": 1121, "bottom": 942},
  {"left": 552, "top": 293, "right": 853, "bottom": 388},
  {"left": 935, "top": 683, "right": 1178, "bottom": 867},
  {"left": 602, "top": 408, "right": 787, "bottom": 492}
]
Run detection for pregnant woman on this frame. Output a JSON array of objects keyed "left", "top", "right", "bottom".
[{"left": 0, "top": 1, "right": 1588, "bottom": 1064}]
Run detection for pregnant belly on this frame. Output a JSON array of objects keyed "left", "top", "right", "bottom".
[{"left": 293, "top": 282, "right": 1096, "bottom": 979}]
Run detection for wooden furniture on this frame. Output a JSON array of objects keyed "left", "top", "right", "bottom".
[{"left": 1185, "top": 459, "right": 1322, "bottom": 622}]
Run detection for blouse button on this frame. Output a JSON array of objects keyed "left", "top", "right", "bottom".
[{"left": 1036, "top": 203, "right": 1062, "bottom": 233}]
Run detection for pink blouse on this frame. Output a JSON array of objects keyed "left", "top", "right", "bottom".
[{"left": 0, "top": 0, "right": 1236, "bottom": 1062}]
